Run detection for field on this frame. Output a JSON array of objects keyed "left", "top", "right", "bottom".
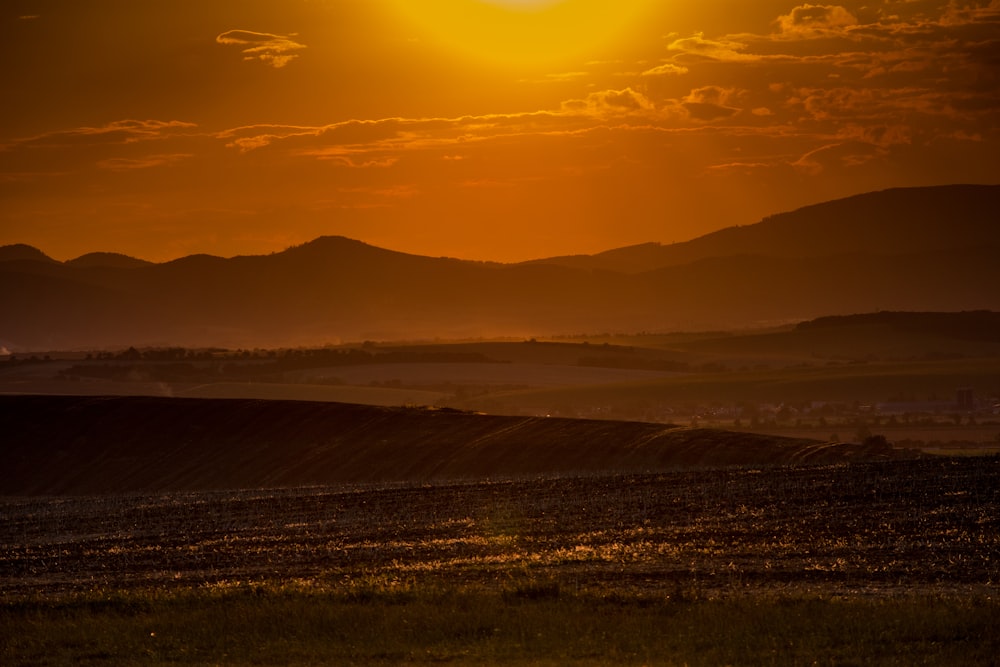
[
  {"left": 3, "top": 312, "right": 999, "bottom": 663},
  {"left": 3, "top": 457, "right": 999, "bottom": 664},
  {"left": 6, "top": 323, "right": 999, "bottom": 433}
]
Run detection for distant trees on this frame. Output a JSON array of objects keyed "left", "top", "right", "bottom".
[
  {"left": 861, "top": 434, "right": 892, "bottom": 452},
  {"left": 57, "top": 345, "right": 501, "bottom": 383}
]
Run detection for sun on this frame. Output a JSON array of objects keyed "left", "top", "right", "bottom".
[{"left": 388, "top": 0, "right": 655, "bottom": 68}]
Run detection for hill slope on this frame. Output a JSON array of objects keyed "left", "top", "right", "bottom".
[
  {"left": 0, "top": 395, "right": 912, "bottom": 495},
  {"left": 525, "top": 184, "right": 1000, "bottom": 273}
]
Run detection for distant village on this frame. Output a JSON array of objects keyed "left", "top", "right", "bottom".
[{"left": 522, "top": 386, "right": 1000, "bottom": 437}]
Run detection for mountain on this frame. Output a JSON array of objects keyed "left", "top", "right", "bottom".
[
  {"left": 65, "top": 252, "right": 154, "bottom": 269},
  {"left": 1, "top": 185, "right": 998, "bottom": 349},
  {"left": 0, "top": 243, "right": 56, "bottom": 264},
  {"left": 524, "top": 184, "right": 1000, "bottom": 273}
]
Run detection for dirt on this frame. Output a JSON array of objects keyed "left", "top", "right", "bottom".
[{"left": 2, "top": 458, "right": 997, "bottom": 599}]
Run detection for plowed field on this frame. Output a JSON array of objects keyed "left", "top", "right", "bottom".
[{"left": 3, "top": 457, "right": 996, "bottom": 599}]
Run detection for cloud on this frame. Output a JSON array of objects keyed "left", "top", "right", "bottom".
[
  {"left": 837, "top": 122, "right": 912, "bottom": 148},
  {"left": 216, "top": 108, "right": 615, "bottom": 162},
  {"left": 215, "top": 124, "right": 328, "bottom": 151},
  {"left": 96, "top": 153, "right": 194, "bottom": 170},
  {"left": 216, "top": 30, "right": 306, "bottom": 68},
  {"left": 322, "top": 156, "right": 400, "bottom": 169},
  {"left": 560, "top": 87, "right": 656, "bottom": 117},
  {"left": 0, "top": 120, "right": 204, "bottom": 184},
  {"left": 337, "top": 184, "right": 417, "bottom": 198},
  {"left": 641, "top": 62, "right": 689, "bottom": 77},
  {"left": 775, "top": 4, "right": 859, "bottom": 40},
  {"left": 940, "top": 0, "right": 1000, "bottom": 27},
  {"left": 667, "top": 33, "right": 759, "bottom": 62},
  {"left": 3, "top": 120, "right": 197, "bottom": 150},
  {"left": 682, "top": 86, "right": 743, "bottom": 121},
  {"left": 544, "top": 71, "right": 591, "bottom": 81},
  {"left": 705, "top": 159, "right": 779, "bottom": 174},
  {"left": 791, "top": 141, "right": 881, "bottom": 174}
]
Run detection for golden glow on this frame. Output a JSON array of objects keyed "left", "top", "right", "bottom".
[
  {"left": 389, "top": 0, "right": 656, "bottom": 67},
  {"left": 482, "top": 0, "right": 563, "bottom": 8},
  {"left": 3, "top": 2, "right": 996, "bottom": 264}
]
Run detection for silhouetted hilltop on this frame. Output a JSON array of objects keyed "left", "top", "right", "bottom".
[
  {"left": 0, "top": 395, "right": 917, "bottom": 495},
  {"left": 0, "top": 244, "right": 56, "bottom": 264},
  {"left": 66, "top": 252, "right": 154, "bottom": 269},
  {"left": 525, "top": 185, "right": 999, "bottom": 273},
  {"left": 1, "top": 185, "right": 998, "bottom": 349}
]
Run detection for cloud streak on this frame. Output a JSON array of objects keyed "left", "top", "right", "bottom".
[
  {"left": 3, "top": 120, "right": 197, "bottom": 150},
  {"left": 96, "top": 153, "right": 194, "bottom": 171},
  {"left": 216, "top": 30, "right": 306, "bottom": 68}
]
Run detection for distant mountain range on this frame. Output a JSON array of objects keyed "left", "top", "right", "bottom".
[{"left": 2, "top": 184, "right": 998, "bottom": 350}]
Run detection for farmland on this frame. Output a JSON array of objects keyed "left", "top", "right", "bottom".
[
  {"left": 3, "top": 310, "right": 999, "bottom": 663},
  {"left": 3, "top": 456, "right": 999, "bottom": 664},
  {"left": 4, "top": 312, "right": 1000, "bottom": 436}
]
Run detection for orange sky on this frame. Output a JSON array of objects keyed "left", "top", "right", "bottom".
[{"left": 2, "top": 0, "right": 999, "bottom": 262}]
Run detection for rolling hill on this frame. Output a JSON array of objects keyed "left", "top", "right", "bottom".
[
  {"left": 0, "top": 395, "right": 915, "bottom": 495},
  {"left": 2, "top": 184, "right": 998, "bottom": 349}
]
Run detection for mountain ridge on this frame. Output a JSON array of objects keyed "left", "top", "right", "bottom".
[
  {"left": 519, "top": 184, "right": 1000, "bottom": 273},
  {"left": 5, "top": 185, "right": 995, "bottom": 271},
  {"left": 2, "top": 185, "right": 998, "bottom": 349}
]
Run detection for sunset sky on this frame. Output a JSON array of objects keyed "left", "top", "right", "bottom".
[{"left": 2, "top": 0, "right": 998, "bottom": 262}]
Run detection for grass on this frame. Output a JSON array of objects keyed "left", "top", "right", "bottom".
[{"left": 4, "top": 584, "right": 998, "bottom": 665}]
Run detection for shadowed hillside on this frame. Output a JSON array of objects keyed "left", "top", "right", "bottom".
[{"left": 0, "top": 395, "right": 917, "bottom": 495}]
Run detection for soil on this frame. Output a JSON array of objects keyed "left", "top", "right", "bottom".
[{"left": 2, "top": 457, "right": 997, "bottom": 599}]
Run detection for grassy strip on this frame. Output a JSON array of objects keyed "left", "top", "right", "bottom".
[{"left": 3, "top": 584, "right": 997, "bottom": 666}]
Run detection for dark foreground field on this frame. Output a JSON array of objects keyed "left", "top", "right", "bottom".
[
  {"left": 3, "top": 455, "right": 999, "bottom": 664},
  {"left": 0, "top": 395, "right": 915, "bottom": 495}
]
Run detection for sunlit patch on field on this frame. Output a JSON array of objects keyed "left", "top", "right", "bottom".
[{"left": 3, "top": 458, "right": 998, "bottom": 601}]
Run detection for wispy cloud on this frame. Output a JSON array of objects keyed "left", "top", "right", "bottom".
[
  {"left": 0, "top": 120, "right": 200, "bottom": 182},
  {"left": 96, "top": 153, "right": 194, "bottom": 170},
  {"left": 2, "top": 120, "right": 197, "bottom": 150},
  {"left": 641, "top": 62, "right": 689, "bottom": 77},
  {"left": 792, "top": 141, "right": 882, "bottom": 174},
  {"left": 216, "top": 30, "right": 306, "bottom": 68},
  {"left": 667, "top": 33, "right": 760, "bottom": 63}
]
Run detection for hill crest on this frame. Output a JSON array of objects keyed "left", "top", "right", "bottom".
[
  {"left": 0, "top": 395, "right": 918, "bottom": 495},
  {"left": 522, "top": 184, "right": 999, "bottom": 273}
]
